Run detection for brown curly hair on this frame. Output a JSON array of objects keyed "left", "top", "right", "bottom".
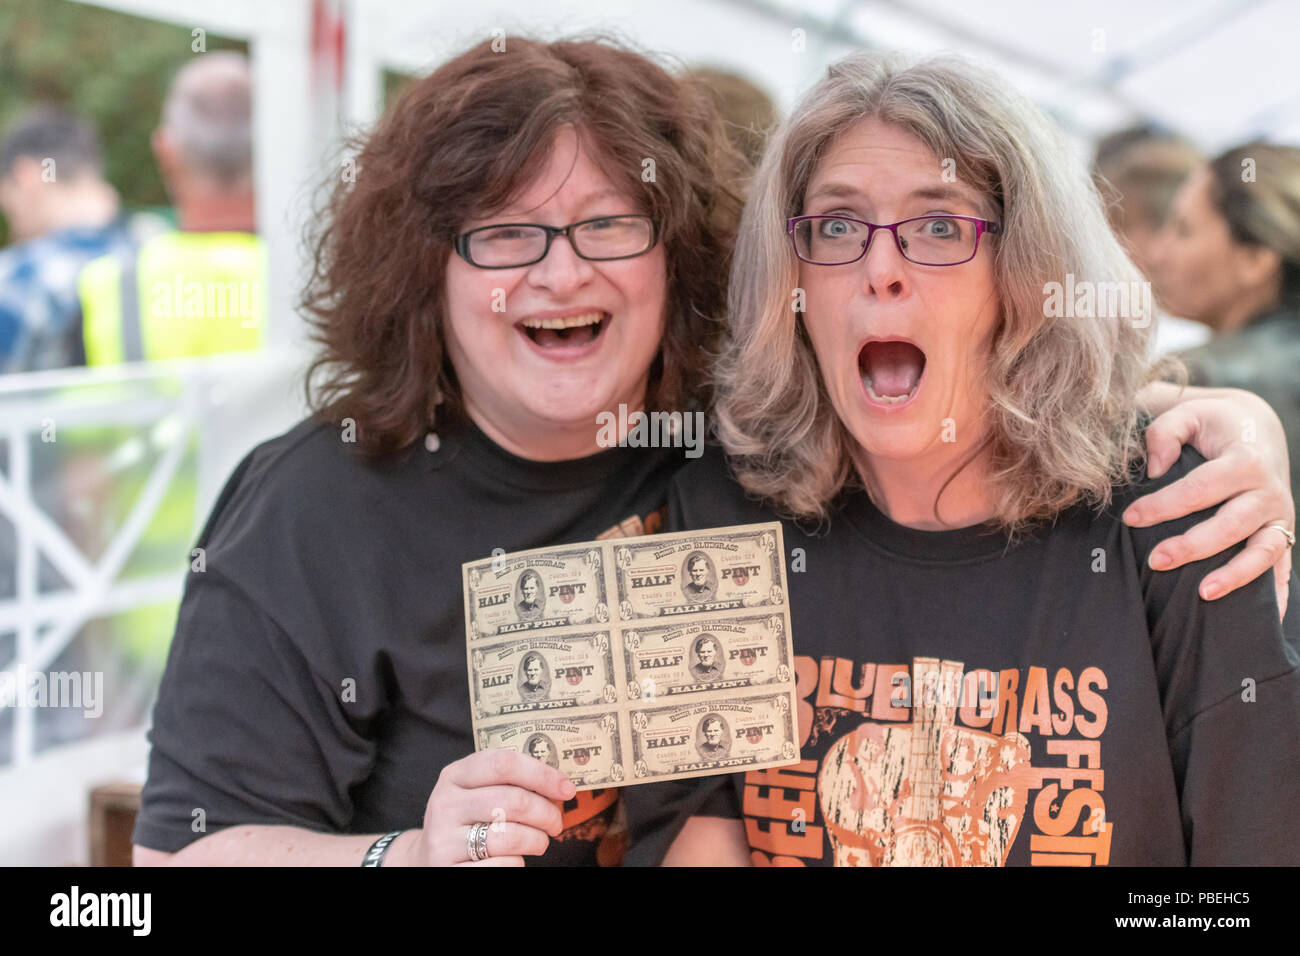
[{"left": 302, "top": 35, "right": 747, "bottom": 457}]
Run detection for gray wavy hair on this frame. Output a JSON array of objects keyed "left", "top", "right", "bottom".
[
  {"left": 714, "top": 51, "right": 1156, "bottom": 533},
  {"left": 162, "top": 51, "right": 253, "bottom": 187}
]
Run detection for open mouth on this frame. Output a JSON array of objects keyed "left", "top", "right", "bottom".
[
  {"left": 518, "top": 311, "right": 610, "bottom": 349},
  {"left": 858, "top": 339, "right": 927, "bottom": 406}
]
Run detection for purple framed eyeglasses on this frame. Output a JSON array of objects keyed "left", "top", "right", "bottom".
[{"left": 787, "top": 214, "right": 1001, "bottom": 266}]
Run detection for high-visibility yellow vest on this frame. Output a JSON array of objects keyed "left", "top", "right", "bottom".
[{"left": 79, "top": 230, "right": 267, "bottom": 365}]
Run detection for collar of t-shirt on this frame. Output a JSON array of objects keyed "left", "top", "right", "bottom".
[
  {"left": 834, "top": 487, "right": 1018, "bottom": 564},
  {"left": 427, "top": 415, "right": 661, "bottom": 492}
]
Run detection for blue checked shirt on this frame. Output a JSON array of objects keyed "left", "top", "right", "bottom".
[{"left": 0, "top": 221, "right": 139, "bottom": 374}]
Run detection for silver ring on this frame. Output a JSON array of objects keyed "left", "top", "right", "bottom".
[
  {"left": 1266, "top": 522, "right": 1297, "bottom": 547},
  {"left": 466, "top": 822, "right": 489, "bottom": 862}
]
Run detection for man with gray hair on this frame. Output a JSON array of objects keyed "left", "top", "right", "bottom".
[
  {"left": 152, "top": 50, "right": 256, "bottom": 233},
  {"left": 80, "top": 50, "right": 265, "bottom": 365}
]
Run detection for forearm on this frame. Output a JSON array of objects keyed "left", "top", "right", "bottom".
[
  {"left": 1137, "top": 378, "right": 1276, "bottom": 416},
  {"left": 1138, "top": 381, "right": 1234, "bottom": 417},
  {"left": 146, "top": 825, "right": 420, "bottom": 867}
]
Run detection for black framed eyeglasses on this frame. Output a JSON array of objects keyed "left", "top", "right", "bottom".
[
  {"left": 454, "top": 214, "right": 658, "bottom": 269},
  {"left": 787, "top": 214, "right": 1001, "bottom": 266}
]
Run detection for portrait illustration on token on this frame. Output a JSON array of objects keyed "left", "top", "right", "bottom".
[
  {"left": 525, "top": 733, "right": 560, "bottom": 768},
  {"left": 680, "top": 551, "right": 717, "bottom": 604},
  {"left": 696, "top": 713, "right": 731, "bottom": 760},
  {"left": 515, "top": 569, "right": 545, "bottom": 621},
  {"left": 517, "top": 652, "right": 550, "bottom": 702},
  {"left": 690, "top": 634, "right": 725, "bottom": 681}
]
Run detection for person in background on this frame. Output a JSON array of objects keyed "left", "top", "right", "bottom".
[
  {"left": 1151, "top": 141, "right": 1300, "bottom": 509},
  {"left": 73, "top": 52, "right": 265, "bottom": 683},
  {"left": 78, "top": 50, "right": 265, "bottom": 365},
  {"left": 0, "top": 107, "right": 137, "bottom": 372},
  {"left": 1092, "top": 124, "right": 1209, "bottom": 355},
  {"left": 685, "top": 68, "right": 778, "bottom": 172}
]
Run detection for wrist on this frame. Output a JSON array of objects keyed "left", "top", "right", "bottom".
[
  {"left": 382, "top": 829, "right": 421, "bottom": 867},
  {"left": 361, "top": 829, "right": 416, "bottom": 867},
  {"left": 1137, "top": 380, "right": 1180, "bottom": 416}
]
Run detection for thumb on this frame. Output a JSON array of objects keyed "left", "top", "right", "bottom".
[{"left": 1144, "top": 404, "right": 1199, "bottom": 479}]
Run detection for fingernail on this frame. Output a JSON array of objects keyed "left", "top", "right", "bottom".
[
  {"left": 1124, "top": 507, "right": 1144, "bottom": 526},
  {"left": 1149, "top": 550, "right": 1172, "bottom": 570},
  {"left": 1201, "top": 582, "right": 1221, "bottom": 600},
  {"left": 561, "top": 779, "right": 576, "bottom": 799}
]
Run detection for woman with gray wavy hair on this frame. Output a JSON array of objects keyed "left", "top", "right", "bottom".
[{"left": 626, "top": 52, "right": 1300, "bottom": 867}]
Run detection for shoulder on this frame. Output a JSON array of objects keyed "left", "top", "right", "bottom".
[
  {"left": 0, "top": 241, "right": 28, "bottom": 280},
  {"left": 1105, "top": 444, "right": 1213, "bottom": 549},
  {"left": 669, "top": 444, "right": 773, "bottom": 526},
  {"left": 1179, "top": 313, "right": 1300, "bottom": 388},
  {"left": 200, "top": 416, "right": 422, "bottom": 550},
  {"left": 0, "top": 241, "right": 62, "bottom": 333},
  {"left": 1044, "top": 445, "right": 1222, "bottom": 589},
  {"left": 671, "top": 443, "right": 733, "bottom": 492},
  {"left": 0, "top": 239, "right": 43, "bottom": 294},
  {"left": 1108, "top": 446, "right": 1300, "bottom": 737},
  {"left": 1111, "top": 442, "right": 1204, "bottom": 499},
  {"left": 670, "top": 446, "right": 746, "bottom": 528},
  {"left": 0, "top": 247, "right": 36, "bottom": 325},
  {"left": 1104, "top": 444, "right": 1292, "bottom": 657}
]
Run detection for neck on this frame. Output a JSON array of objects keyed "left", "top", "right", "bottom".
[
  {"left": 1215, "top": 276, "right": 1282, "bottom": 334},
  {"left": 854, "top": 438, "right": 998, "bottom": 530},
  {"left": 174, "top": 189, "right": 256, "bottom": 233},
  {"left": 42, "top": 181, "right": 118, "bottom": 234},
  {"left": 463, "top": 394, "right": 648, "bottom": 462}
]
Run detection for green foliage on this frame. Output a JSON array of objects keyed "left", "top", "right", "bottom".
[
  {"left": 0, "top": 0, "right": 246, "bottom": 246},
  {"left": 383, "top": 69, "right": 416, "bottom": 108}
]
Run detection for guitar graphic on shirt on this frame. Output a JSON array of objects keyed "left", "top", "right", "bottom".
[{"left": 816, "top": 657, "right": 1036, "bottom": 866}]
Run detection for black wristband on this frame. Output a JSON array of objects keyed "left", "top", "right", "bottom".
[{"left": 361, "top": 830, "right": 407, "bottom": 867}]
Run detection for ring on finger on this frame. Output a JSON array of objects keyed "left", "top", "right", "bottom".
[
  {"left": 1265, "top": 522, "right": 1297, "bottom": 548},
  {"left": 466, "top": 821, "right": 491, "bottom": 862}
]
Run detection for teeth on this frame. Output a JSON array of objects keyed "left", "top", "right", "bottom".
[
  {"left": 863, "top": 375, "right": 916, "bottom": 405},
  {"left": 520, "top": 312, "right": 605, "bottom": 330}
]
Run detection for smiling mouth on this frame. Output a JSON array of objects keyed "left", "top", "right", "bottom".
[
  {"left": 518, "top": 311, "right": 610, "bottom": 348},
  {"left": 859, "top": 340, "right": 927, "bottom": 405}
]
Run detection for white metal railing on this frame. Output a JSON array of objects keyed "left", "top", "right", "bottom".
[{"left": 0, "top": 350, "right": 306, "bottom": 766}]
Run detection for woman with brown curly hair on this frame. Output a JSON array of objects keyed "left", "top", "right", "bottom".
[
  {"left": 129, "top": 36, "right": 742, "bottom": 868},
  {"left": 130, "top": 36, "right": 1290, "bottom": 868}
]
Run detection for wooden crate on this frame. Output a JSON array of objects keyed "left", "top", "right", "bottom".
[{"left": 89, "top": 782, "right": 142, "bottom": 867}]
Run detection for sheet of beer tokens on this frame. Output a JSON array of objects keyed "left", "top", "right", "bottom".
[{"left": 462, "top": 522, "right": 800, "bottom": 790}]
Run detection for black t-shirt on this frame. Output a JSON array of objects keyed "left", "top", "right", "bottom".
[
  {"left": 132, "top": 416, "right": 680, "bottom": 865},
  {"left": 624, "top": 445, "right": 1300, "bottom": 866}
]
